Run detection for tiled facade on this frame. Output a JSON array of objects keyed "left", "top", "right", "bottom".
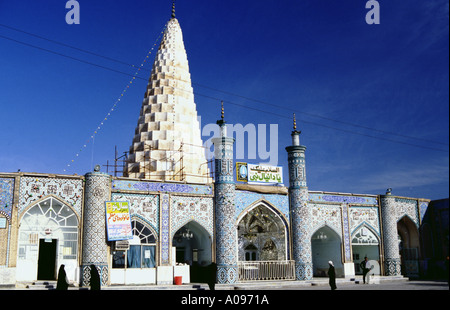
[{"left": 0, "top": 166, "right": 432, "bottom": 287}]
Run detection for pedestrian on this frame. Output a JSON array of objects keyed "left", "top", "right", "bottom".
[
  {"left": 360, "top": 256, "right": 371, "bottom": 284},
  {"left": 56, "top": 264, "right": 69, "bottom": 290},
  {"left": 328, "top": 261, "right": 337, "bottom": 290},
  {"left": 90, "top": 264, "right": 101, "bottom": 290}
]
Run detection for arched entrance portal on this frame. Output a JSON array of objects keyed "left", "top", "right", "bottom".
[
  {"left": 351, "top": 226, "right": 381, "bottom": 275},
  {"left": 236, "top": 203, "right": 293, "bottom": 281},
  {"left": 398, "top": 216, "right": 420, "bottom": 277},
  {"left": 237, "top": 203, "right": 288, "bottom": 261},
  {"left": 172, "top": 221, "right": 212, "bottom": 266},
  {"left": 172, "top": 221, "right": 212, "bottom": 283},
  {"left": 16, "top": 197, "right": 79, "bottom": 282},
  {"left": 311, "top": 226, "right": 343, "bottom": 277}
]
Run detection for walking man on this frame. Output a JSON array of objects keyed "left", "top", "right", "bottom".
[{"left": 360, "top": 257, "right": 371, "bottom": 284}]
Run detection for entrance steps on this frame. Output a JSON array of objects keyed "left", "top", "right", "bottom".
[
  {"left": 349, "top": 275, "right": 409, "bottom": 285},
  {"left": 26, "top": 281, "right": 57, "bottom": 290}
]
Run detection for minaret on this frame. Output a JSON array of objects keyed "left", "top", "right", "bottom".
[
  {"left": 212, "top": 102, "right": 238, "bottom": 284},
  {"left": 125, "top": 3, "right": 210, "bottom": 183},
  {"left": 285, "top": 114, "right": 313, "bottom": 280}
]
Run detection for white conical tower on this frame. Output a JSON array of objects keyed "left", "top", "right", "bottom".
[{"left": 125, "top": 10, "right": 210, "bottom": 183}]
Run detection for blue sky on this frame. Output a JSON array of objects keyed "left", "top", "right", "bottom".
[{"left": 0, "top": 0, "right": 448, "bottom": 200}]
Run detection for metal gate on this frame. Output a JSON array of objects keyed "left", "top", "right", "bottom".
[{"left": 238, "top": 260, "right": 295, "bottom": 281}]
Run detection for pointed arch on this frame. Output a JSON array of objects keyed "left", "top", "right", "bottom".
[
  {"left": 18, "top": 194, "right": 80, "bottom": 224},
  {"left": 16, "top": 195, "right": 80, "bottom": 282},
  {"left": 397, "top": 215, "right": 420, "bottom": 277},
  {"left": 236, "top": 199, "right": 289, "bottom": 229},
  {"left": 311, "top": 225, "right": 343, "bottom": 277},
  {"left": 351, "top": 222, "right": 381, "bottom": 244},
  {"left": 172, "top": 220, "right": 213, "bottom": 266},
  {"left": 237, "top": 200, "right": 289, "bottom": 261},
  {"left": 130, "top": 214, "right": 158, "bottom": 241}
]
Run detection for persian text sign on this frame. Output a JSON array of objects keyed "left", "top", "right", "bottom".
[
  {"left": 248, "top": 164, "right": 283, "bottom": 185},
  {"left": 105, "top": 201, "right": 132, "bottom": 241}
]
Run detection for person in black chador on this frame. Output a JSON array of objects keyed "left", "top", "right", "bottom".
[
  {"left": 206, "top": 262, "right": 217, "bottom": 290},
  {"left": 328, "top": 261, "right": 337, "bottom": 290},
  {"left": 90, "top": 264, "right": 101, "bottom": 290},
  {"left": 56, "top": 264, "right": 69, "bottom": 290}
]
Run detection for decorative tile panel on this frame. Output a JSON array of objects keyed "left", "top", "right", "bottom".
[
  {"left": 309, "top": 193, "right": 378, "bottom": 205},
  {"left": 393, "top": 198, "right": 419, "bottom": 227},
  {"left": 171, "top": 195, "right": 213, "bottom": 239},
  {"left": 341, "top": 204, "right": 352, "bottom": 262},
  {"left": 310, "top": 204, "right": 342, "bottom": 238},
  {"left": 349, "top": 206, "right": 380, "bottom": 236},
  {"left": 18, "top": 176, "right": 83, "bottom": 216},
  {"left": 0, "top": 178, "right": 14, "bottom": 221},
  {"left": 112, "top": 179, "right": 213, "bottom": 195},
  {"left": 235, "top": 190, "right": 289, "bottom": 222},
  {"left": 160, "top": 194, "right": 170, "bottom": 265}
]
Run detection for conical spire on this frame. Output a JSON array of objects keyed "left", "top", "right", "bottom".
[{"left": 124, "top": 14, "right": 210, "bottom": 183}]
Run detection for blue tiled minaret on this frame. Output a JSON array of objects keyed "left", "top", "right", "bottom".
[
  {"left": 285, "top": 114, "right": 313, "bottom": 280},
  {"left": 212, "top": 102, "right": 238, "bottom": 283}
]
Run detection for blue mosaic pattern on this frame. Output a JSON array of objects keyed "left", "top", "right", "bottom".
[
  {"left": 213, "top": 128, "right": 238, "bottom": 284},
  {"left": 0, "top": 178, "right": 14, "bottom": 221},
  {"left": 171, "top": 196, "right": 214, "bottom": 239},
  {"left": 287, "top": 140, "right": 313, "bottom": 281},
  {"left": 394, "top": 197, "right": 420, "bottom": 227},
  {"left": 161, "top": 194, "right": 170, "bottom": 265},
  {"left": 290, "top": 188, "right": 313, "bottom": 280},
  {"left": 286, "top": 145, "right": 307, "bottom": 188},
  {"left": 112, "top": 179, "right": 213, "bottom": 195},
  {"left": 341, "top": 204, "right": 352, "bottom": 262},
  {"left": 309, "top": 193, "right": 378, "bottom": 205},
  {"left": 419, "top": 201, "right": 429, "bottom": 223},
  {"left": 349, "top": 206, "right": 381, "bottom": 236},
  {"left": 18, "top": 176, "right": 83, "bottom": 216}
]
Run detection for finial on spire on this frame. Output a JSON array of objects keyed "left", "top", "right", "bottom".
[
  {"left": 291, "top": 112, "right": 301, "bottom": 146},
  {"left": 293, "top": 113, "right": 297, "bottom": 131},
  {"left": 171, "top": 0, "right": 176, "bottom": 18},
  {"left": 217, "top": 100, "right": 226, "bottom": 127}
]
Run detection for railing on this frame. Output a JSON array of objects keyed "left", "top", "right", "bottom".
[{"left": 238, "top": 260, "right": 296, "bottom": 281}]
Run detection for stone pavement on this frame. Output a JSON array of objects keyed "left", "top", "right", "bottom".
[{"left": 5, "top": 276, "right": 448, "bottom": 290}]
